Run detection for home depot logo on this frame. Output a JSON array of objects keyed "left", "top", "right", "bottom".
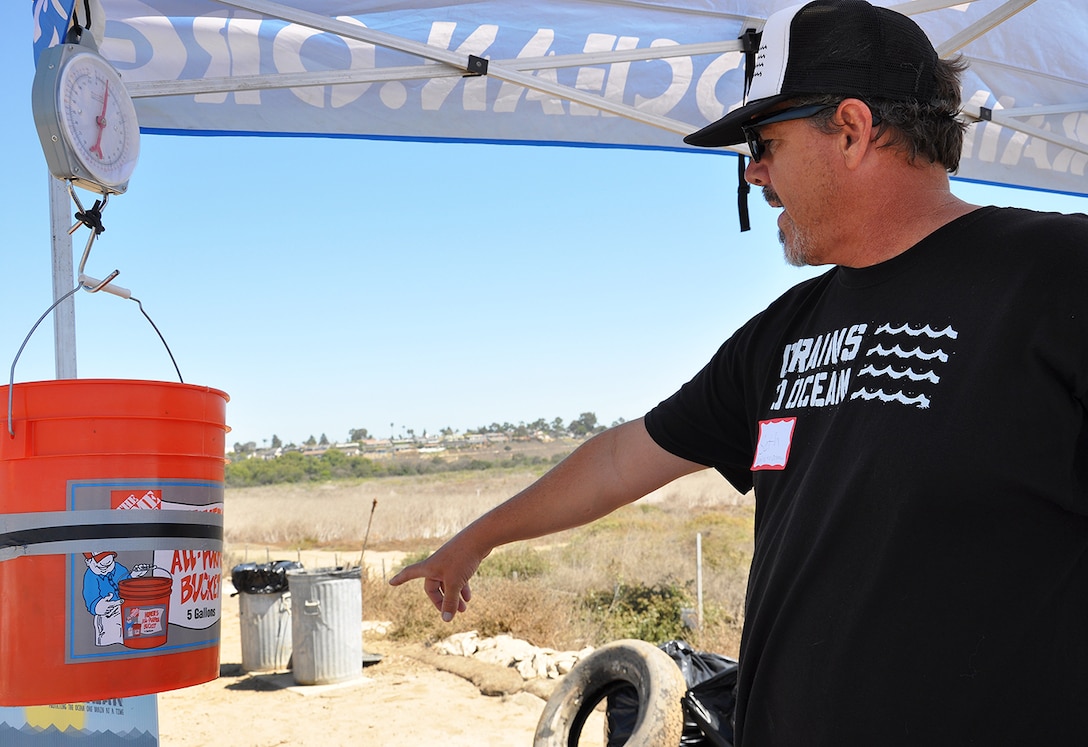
[{"left": 111, "top": 489, "right": 162, "bottom": 511}]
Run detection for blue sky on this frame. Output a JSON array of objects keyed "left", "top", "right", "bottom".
[{"left": 6, "top": 3, "right": 1087, "bottom": 449}]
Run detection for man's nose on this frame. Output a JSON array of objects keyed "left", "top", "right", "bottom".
[{"left": 745, "top": 158, "right": 768, "bottom": 187}]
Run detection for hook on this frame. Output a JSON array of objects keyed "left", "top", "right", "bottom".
[{"left": 65, "top": 184, "right": 130, "bottom": 298}]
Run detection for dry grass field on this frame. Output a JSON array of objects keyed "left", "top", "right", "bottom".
[{"left": 223, "top": 463, "right": 754, "bottom": 658}]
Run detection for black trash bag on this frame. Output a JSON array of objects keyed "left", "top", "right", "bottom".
[
  {"left": 681, "top": 665, "right": 738, "bottom": 747},
  {"left": 230, "top": 560, "right": 303, "bottom": 594},
  {"left": 606, "top": 640, "right": 738, "bottom": 747}
]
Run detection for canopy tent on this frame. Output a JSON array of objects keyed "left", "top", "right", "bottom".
[
  {"left": 25, "top": 0, "right": 1088, "bottom": 378},
  {"left": 32, "top": 0, "right": 1088, "bottom": 199}
]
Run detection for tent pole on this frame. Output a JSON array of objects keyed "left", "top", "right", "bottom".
[
  {"left": 960, "top": 104, "right": 1088, "bottom": 159},
  {"left": 935, "top": 0, "right": 1038, "bottom": 57},
  {"left": 49, "top": 175, "right": 77, "bottom": 380},
  {"left": 126, "top": 40, "right": 744, "bottom": 100},
  {"left": 212, "top": 0, "right": 705, "bottom": 137}
]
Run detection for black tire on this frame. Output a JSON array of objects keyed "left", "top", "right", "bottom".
[{"left": 534, "top": 639, "right": 687, "bottom": 747}]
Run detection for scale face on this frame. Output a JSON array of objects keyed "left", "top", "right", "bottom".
[{"left": 32, "top": 36, "right": 140, "bottom": 195}]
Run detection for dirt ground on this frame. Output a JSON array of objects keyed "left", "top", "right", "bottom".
[{"left": 157, "top": 556, "right": 605, "bottom": 747}]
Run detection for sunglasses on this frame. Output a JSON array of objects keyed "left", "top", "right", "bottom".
[{"left": 741, "top": 104, "right": 837, "bottom": 162}]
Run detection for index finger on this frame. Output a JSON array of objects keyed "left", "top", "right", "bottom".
[{"left": 388, "top": 560, "right": 426, "bottom": 587}]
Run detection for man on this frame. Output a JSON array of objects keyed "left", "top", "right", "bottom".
[
  {"left": 392, "top": 0, "right": 1088, "bottom": 742},
  {"left": 82, "top": 550, "right": 131, "bottom": 646}
]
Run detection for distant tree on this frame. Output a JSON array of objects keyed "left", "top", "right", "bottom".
[
  {"left": 304, "top": 435, "right": 317, "bottom": 447},
  {"left": 349, "top": 427, "right": 370, "bottom": 442},
  {"left": 569, "top": 412, "right": 600, "bottom": 437},
  {"left": 233, "top": 441, "right": 257, "bottom": 454},
  {"left": 271, "top": 434, "right": 282, "bottom": 449},
  {"left": 552, "top": 417, "right": 566, "bottom": 435},
  {"left": 319, "top": 433, "right": 329, "bottom": 446},
  {"left": 440, "top": 426, "right": 454, "bottom": 437}
]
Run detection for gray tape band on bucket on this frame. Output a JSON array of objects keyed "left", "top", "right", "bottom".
[
  {"left": 0, "top": 537, "right": 224, "bottom": 561},
  {"left": 0, "top": 509, "right": 223, "bottom": 561}
]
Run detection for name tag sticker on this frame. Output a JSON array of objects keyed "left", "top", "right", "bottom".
[{"left": 752, "top": 418, "right": 796, "bottom": 471}]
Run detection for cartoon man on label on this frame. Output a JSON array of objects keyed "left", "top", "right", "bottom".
[{"left": 81, "top": 551, "right": 149, "bottom": 646}]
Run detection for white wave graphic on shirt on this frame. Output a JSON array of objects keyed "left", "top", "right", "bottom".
[
  {"left": 851, "top": 323, "right": 957, "bottom": 409},
  {"left": 856, "top": 365, "right": 940, "bottom": 384},
  {"left": 866, "top": 344, "right": 949, "bottom": 363},
  {"left": 874, "top": 323, "right": 958, "bottom": 340}
]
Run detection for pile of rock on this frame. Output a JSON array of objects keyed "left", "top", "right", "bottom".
[{"left": 435, "top": 631, "right": 594, "bottom": 681}]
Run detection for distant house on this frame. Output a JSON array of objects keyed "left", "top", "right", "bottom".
[{"left": 331, "top": 442, "right": 362, "bottom": 456}]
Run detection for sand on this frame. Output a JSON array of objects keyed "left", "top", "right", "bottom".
[{"left": 157, "top": 577, "right": 605, "bottom": 746}]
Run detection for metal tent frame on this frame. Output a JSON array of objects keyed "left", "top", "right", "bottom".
[{"left": 36, "top": 0, "right": 1088, "bottom": 372}]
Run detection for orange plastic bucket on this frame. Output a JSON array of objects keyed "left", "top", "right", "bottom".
[
  {"left": 119, "top": 577, "right": 173, "bottom": 649},
  {"left": 0, "top": 379, "right": 229, "bottom": 706}
]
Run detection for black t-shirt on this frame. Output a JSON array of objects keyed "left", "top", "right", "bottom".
[{"left": 645, "top": 207, "right": 1088, "bottom": 745}]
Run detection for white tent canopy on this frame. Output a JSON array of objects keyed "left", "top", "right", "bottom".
[{"left": 33, "top": 0, "right": 1088, "bottom": 198}]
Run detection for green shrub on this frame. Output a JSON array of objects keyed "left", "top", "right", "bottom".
[
  {"left": 580, "top": 580, "right": 692, "bottom": 644},
  {"left": 477, "top": 546, "right": 550, "bottom": 579},
  {"left": 395, "top": 550, "right": 432, "bottom": 572}
]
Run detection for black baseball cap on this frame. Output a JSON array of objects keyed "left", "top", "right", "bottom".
[{"left": 685, "top": 0, "right": 940, "bottom": 148}]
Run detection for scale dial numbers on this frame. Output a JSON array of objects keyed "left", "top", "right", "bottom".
[
  {"left": 33, "top": 40, "right": 141, "bottom": 195},
  {"left": 57, "top": 50, "right": 140, "bottom": 191}
]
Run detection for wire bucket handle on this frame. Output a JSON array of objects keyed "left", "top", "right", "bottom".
[{"left": 7, "top": 184, "right": 183, "bottom": 438}]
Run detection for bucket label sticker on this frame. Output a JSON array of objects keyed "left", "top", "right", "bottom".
[
  {"left": 112, "top": 489, "right": 162, "bottom": 511},
  {"left": 125, "top": 604, "right": 166, "bottom": 637},
  {"left": 65, "top": 479, "right": 223, "bottom": 664},
  {"left": 0, "top": 694, "right": 159, "bottom": 742},
  {"left": 132, "top": 606, "right": 165, "bottom": 635},
  {"left": 160, "top": 549, "right": 222, "bottom": 630}
]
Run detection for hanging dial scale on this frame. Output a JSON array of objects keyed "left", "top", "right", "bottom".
[{"left": 32, "top": 25, "right": 140, "bottom": 195}]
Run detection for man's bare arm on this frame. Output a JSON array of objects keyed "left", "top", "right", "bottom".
[{"left": 388, "top": 417, "right": 705, "bottom": 621}]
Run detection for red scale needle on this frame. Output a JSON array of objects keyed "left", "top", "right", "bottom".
[{"left": 89, "top": 81, "right": 109, "bottom": 159}]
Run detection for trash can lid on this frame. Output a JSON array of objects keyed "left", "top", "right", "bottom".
[{"left": 286, "top": 566, "right": 362, "bottom": 581}]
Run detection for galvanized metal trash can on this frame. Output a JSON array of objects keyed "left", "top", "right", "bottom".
[
  {"left": 238, "top": 591, "right": 293, "bottom": 672},
  {"left": 287, "top": 567, "right": 363, "bottom": 685},
  {"left": 232, "top": 561, "right": 302, "bottom": 673}
]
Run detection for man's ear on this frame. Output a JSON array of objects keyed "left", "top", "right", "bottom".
[{"left": 834, "top": 98, "right": 878, "bottom": 168}]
